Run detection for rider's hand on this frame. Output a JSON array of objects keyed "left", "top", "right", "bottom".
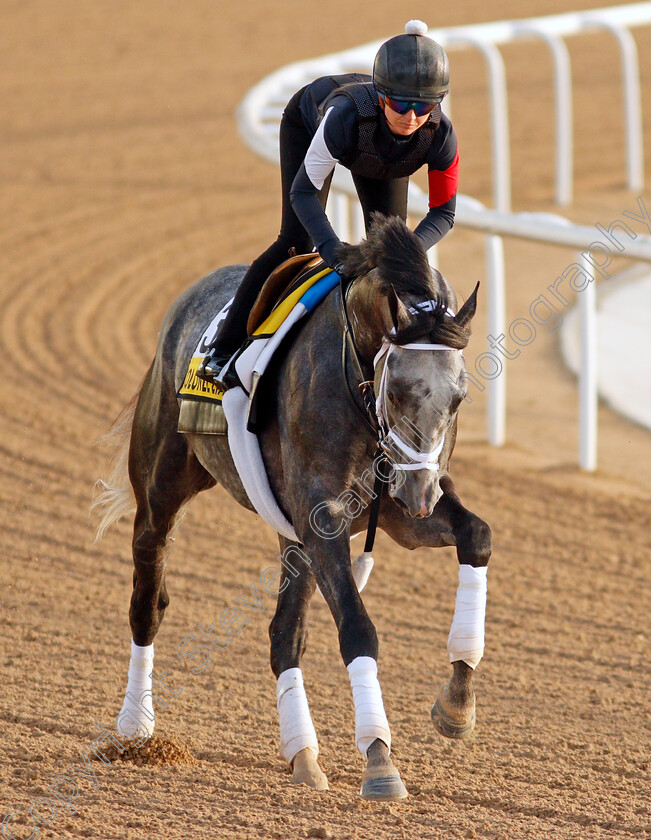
[{"left": 321, "top": 238, "right": 349, "bottom": 273}]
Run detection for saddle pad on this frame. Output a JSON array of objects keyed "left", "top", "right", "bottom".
[
  {"left": 177, "top": 399, "right": 227, "bottom": 435},
  {"left": 177, "top": 269, "right": 339, "bottom": 539},
  {"left": 177, "top": 298, "right": 232, "bottom": 408}
]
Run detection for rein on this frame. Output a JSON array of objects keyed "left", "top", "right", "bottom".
[
  {"left": 339, "top": 276, "right": 386, "bottom": 560},
  {"left": 339, "top": 277, "right": 381, "bottom": 435}
]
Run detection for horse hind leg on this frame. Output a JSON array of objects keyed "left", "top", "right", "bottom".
[{"left": 117, "top": 405, "right": 215, "bottom": 741}]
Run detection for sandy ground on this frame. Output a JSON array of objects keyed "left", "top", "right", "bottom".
[{"left": 1, "top": 2, "right": 650, "bottom": 838}]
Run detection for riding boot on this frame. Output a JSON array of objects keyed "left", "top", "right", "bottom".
[
  {"left": 198, "top": 254, "right": 280, "bottom": 385},
  {"left": 198, "top": 239, "right": 305, "bottom": 386},
  {"left": 197, "top": 318, "right": 245, "bottom": 387}
]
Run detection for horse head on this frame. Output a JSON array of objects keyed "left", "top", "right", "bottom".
[{"left": 337, "top": 214, "right": 478, "bottom": 518}]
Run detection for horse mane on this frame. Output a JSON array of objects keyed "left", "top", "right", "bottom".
[{"left": 336, "top": 213, "right": 471, "bottom": 350}]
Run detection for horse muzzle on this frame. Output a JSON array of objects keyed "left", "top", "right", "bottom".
[{"left": 390, "top": 471, "right": 442, "bottom": 518}]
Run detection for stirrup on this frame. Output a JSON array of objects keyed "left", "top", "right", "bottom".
[{"left": 197, "top": 350, "right": 233, "bottom": 386}]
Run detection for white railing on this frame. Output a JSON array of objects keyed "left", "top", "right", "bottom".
[{"left": 237, "top": 3, "right": 651, "bottom": 470}]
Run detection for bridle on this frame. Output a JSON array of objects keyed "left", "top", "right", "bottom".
[
  {"left": 340, "top": 277, "right": 461, "bottom": 469},
  {"left": 338, "top": 275, "right": 461, "bottom": 556}
]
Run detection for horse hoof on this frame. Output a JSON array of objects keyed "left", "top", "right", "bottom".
[
  {"left": 291, "top": 748, "right": 329, "bottom": 791},
  {"left": 431, "top": 683, "right": 476, "bottom": 739},
  {"left": 360, "top": 773, "right": 408, "bottom": 801},
  {"left": 360, "top": 739, "right": 408, "bottom": 801}
]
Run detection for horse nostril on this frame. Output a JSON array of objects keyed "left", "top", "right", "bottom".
[{"left": 393, "top": 497, "right": 410, "bottom": 514}]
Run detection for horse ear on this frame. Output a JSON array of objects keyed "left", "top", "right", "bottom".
[
  {"left": 387, "top": 285, "right": 411, "bottom": 332},
  {"left": 454, "top": 282, "right": 479, "bottom": 328}
]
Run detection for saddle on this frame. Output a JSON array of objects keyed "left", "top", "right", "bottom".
[
  {"left": 247, "top": 253, "right": 324, "bottom": 335},
  {"left": 178, "top": 254, "right": 337, "bottom": 436}
]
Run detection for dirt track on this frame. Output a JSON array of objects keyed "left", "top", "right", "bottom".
[{"left": 1, "top": 2, "right": 650, "bottom": 838}]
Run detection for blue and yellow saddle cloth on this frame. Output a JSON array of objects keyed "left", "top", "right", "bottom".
[{"left": 177, "top": 267, "right": 339, "bottom": 433}]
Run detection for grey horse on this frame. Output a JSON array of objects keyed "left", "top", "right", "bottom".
[{"left": 94, "top": 215, "right": 492, "bottom": 801}]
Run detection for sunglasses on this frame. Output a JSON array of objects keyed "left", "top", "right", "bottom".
[{"left": 379, "top": 92, "right": 441, "bottom": 117}]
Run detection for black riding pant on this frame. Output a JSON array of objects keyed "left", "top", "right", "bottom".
[{"left": 212, "top": 91, "right": 409, "bottom": 355}]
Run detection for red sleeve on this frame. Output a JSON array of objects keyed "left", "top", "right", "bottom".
[{"left": 428, "top": 150, "right": 459, "bottom": 208}]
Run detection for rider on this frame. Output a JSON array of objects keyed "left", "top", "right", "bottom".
[{"left": 201, "top": 20, "right": 459, "bottom": 384}]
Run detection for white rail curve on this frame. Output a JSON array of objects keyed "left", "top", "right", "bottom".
[{"left": 237, "top": 3, "right": 651, "bottom": 471}]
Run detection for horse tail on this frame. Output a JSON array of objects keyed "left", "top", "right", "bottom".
[{"left": 91, "top": 386, "right": 141, "bottom": 542}]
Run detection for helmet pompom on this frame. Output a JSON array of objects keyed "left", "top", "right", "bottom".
[{"left": 405, "top": 20, "right": 429, "bottom": 36}]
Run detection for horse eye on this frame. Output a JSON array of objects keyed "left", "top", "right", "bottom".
[{"left": 387, "top": 390, "right": 398, "bottom": 407}]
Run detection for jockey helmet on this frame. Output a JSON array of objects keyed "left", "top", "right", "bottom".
[{"left": 373, "top": 20, "right": 449, "bottom": 104}]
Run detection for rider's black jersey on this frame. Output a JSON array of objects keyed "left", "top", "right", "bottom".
[{"left": 289, "top": 74, "right": 459, "bottom": 268}]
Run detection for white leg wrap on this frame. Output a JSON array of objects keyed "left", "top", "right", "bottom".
[
  {"left": 351, "top": 551, "right": 374, "bottom": 593},
  {"left": 347, "top": 656, "right": 391, "bottom": 756},
  {"left": 116, "top": 640, "right": 155, "bottom": 740},
  {"left": 447, "top": 564, "right": 488, "bottom": 670},
  {"left": 276, "top": 668, "right": 319, "bottom": 765},
  {"left": 316, "top": 551, "right": 374, "bottom": 600}
]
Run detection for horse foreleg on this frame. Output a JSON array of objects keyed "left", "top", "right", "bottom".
[
  {"left": 268, "top": 537, "right": 328, "bottom": 790},
  {"left": 118, "top": 415, "right": 215, "bottom": 742},
  {"left": 381, "top": 476, "right": 492, "bottom": 739},
  {"left": 297, "top": 517, "right": 407, "bottom": 801}
]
